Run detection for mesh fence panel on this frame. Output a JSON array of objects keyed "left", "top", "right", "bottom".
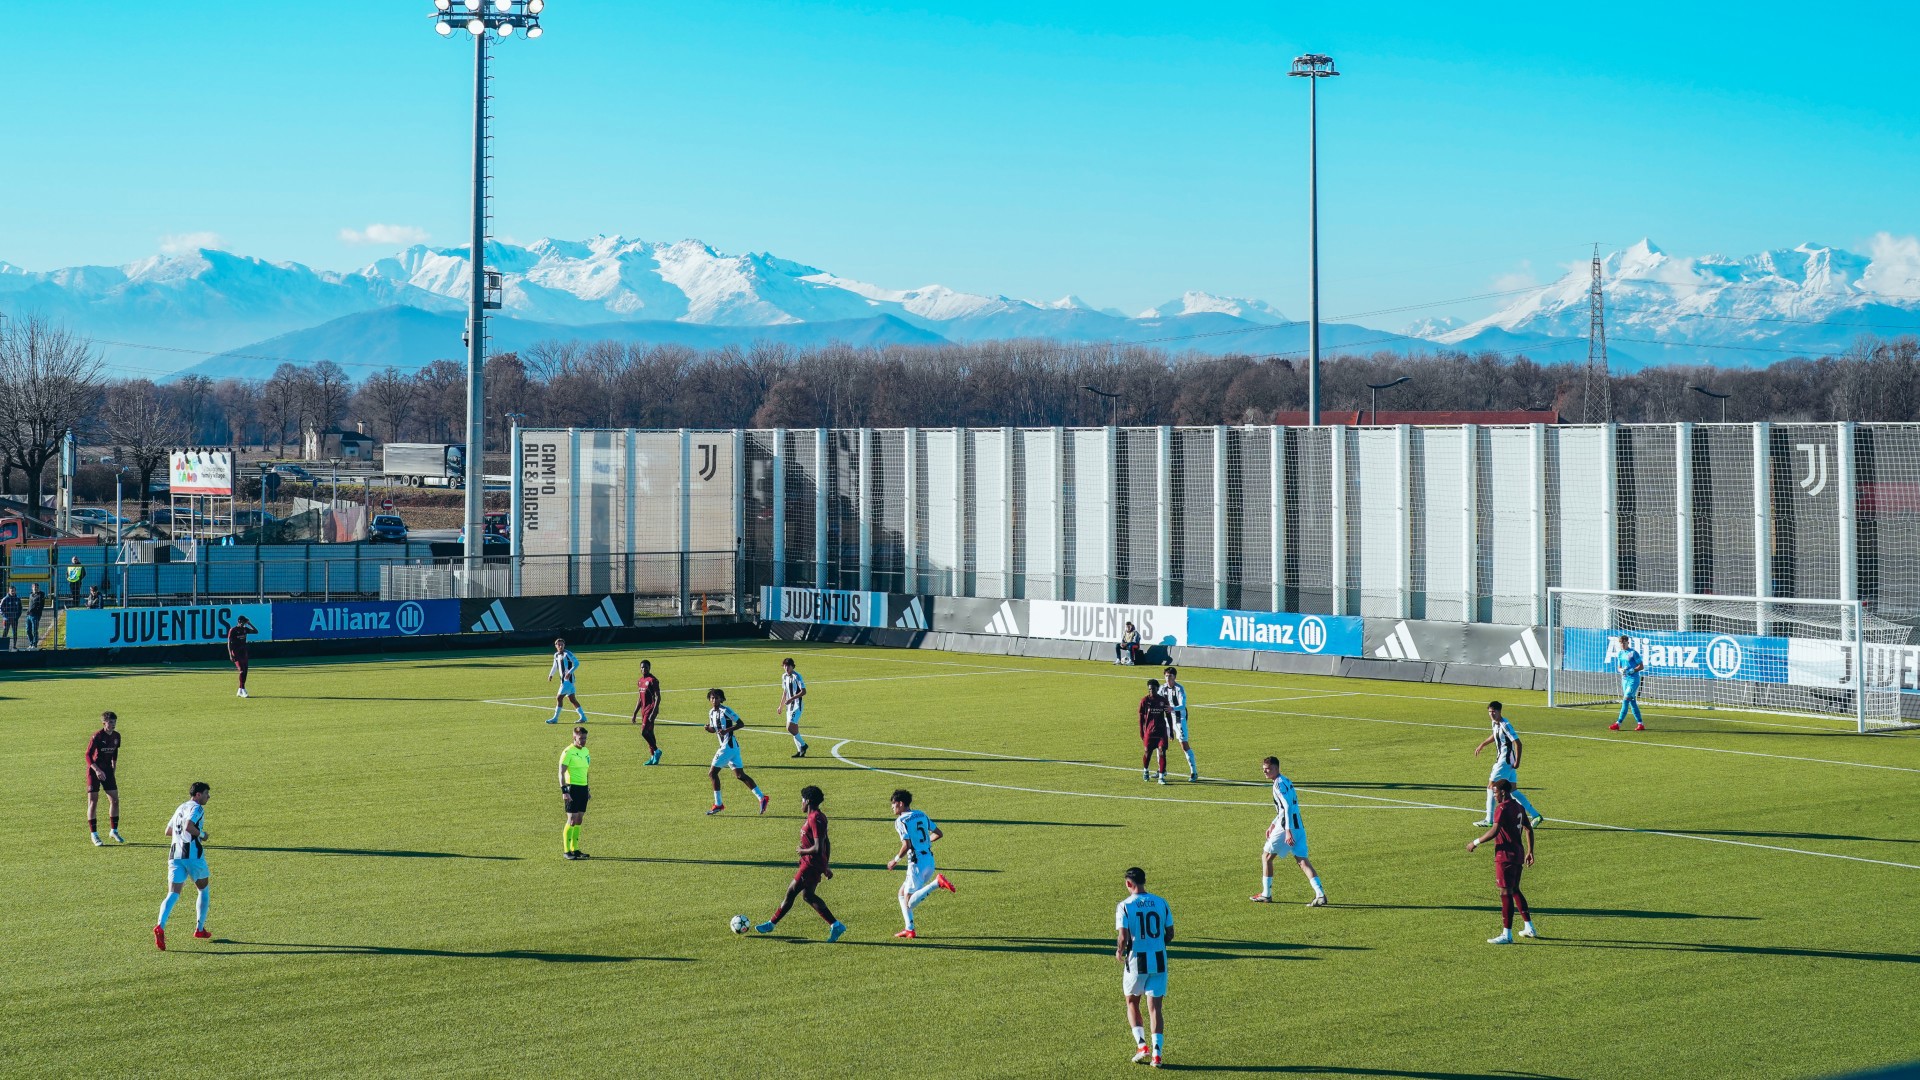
[
  {"left": 1169, "top": 428, "right": 1214, "bottom": 607},
  {"left": 1350, "top": 427, "right": 1402, "bottom": 617},
  {"left": 827, "top": 429, "right": 861, "bottom": 590},
  {"left": 1697, "top": 425, "right": 1757, "bottom": 599},
  {"left": 1285, "top": 427, "right": 1334, "bottom": 614},
  {"left": 1858, "top": 424, "right": 1920, "bottom": 621},
  {"left": 1115, "top": 428, "right": 1160, "bottom": 603},
  {"left": 1067, "top": 429, "right": 1112, "bottom": 602},
  {"left": 922, "top": 429, "right": 959, "bottom": 596},
  {"left": 780, "top": 429, "right": 818, "bottom": 588},
  {"left": 1414, "top": 426, "right": 1467, "bottom": 622},
  {"left": 1479, "top": 427, "right": 1537, "bottom": 624},
  {"left": 743, "top": 431, "right": 776, "bottom": 595},
  {"left": 1226, "top": 426, "right": 1273, "bottom": 611},
  {"left": 1549, "top": 425, "right": 1611, "bottom": 594},
  {"left": 1772, "top": 424, "right": 1844, "bottom": 601},
  {"left": 1617, "top": 425, "right": 1678, "bottom": 594},
  {"left": 1017, "top": 429, "right": 1061, "bottom": 600},
  {"left": 871, "top": 429, "right": 907, "bottom": 594}
]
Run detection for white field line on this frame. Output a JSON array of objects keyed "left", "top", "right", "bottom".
[
  {"left": 482, "top": 697, "right": 1920, "bottom": 870},
  {"left": 487, "top": 667, "right": 1006, "bottom": 703}
]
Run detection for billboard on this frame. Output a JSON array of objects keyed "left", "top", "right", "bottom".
[
  {"left": 461, "top": 594, "right": 634, "bottom": 635},
  {"left": 66, "top": 603, "right": 272, "bottom": 649},
  {"left": 275, "top": 600, "right": 460, "bottom": 640},
  {"left": 1028, "top": 600, "right": 1188, "bottom": 646},
  {"left": 762, "top": 587, "right": 888, "bottom": 628},
  {"left": 169, "top": 450, "right": 234, "bottom": 496},
  {"left": 1560, "top": 628, "right": 1789, "bottom": 685},
  {"left": 1188, "top": 608, "right": 1363, "bottom": 656}
]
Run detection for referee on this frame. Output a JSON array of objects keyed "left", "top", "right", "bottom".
[{"left": 559, "top": 726, "right": 592, "bottom": 860}]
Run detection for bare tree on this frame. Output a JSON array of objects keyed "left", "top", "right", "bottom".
[
  {"left": 412, "top": 360, "right": 466, "bottom": 442},
  {"left": 298, "top": 360, "right": 353, "bottom": 438},
  {"left": 356, "top": 367, "right": 418, "bottom": 442},
  {"left": 172, "top": 373, "right": 215, "bottom": 442},
  {"left": 216, "top": 378, "right": 261, "bottom": 447},
  {"left": 102, "top": 380, "right": 189, "bottom": 516},
  {"left": 262, "top": 364, "right": 302, "bottom": 455},
  {"left": 0, "top": 314, "right": 103, "bottom": 512}
]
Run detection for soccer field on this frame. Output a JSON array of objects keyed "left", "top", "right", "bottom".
[{"left": 4, "top": 640, "right": 1917, "bottom": 1079}]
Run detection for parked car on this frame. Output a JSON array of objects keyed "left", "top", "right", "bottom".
[
  {"left": 484, "top": 512, "right": 509, "bottom": 541},
  {"left": 457, "top": 527, "right": 511, "bottom": 547},
  {"left": 368, "top": 514, "right": 409, "bottom": 542},
  {"left": 232, "top": 509, "right": 282, "bottom": 529},
  {"left": 273, "top": 464, "right": 316, "bottom": 482},
  {"left": 148, "top": 508, "right": 215, "bottom": 527},
  {"left": 70, "top": 508, "right": 133, "bottom": 528}
]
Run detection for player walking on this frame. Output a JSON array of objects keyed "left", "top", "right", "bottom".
[
  {"left": 1116, "top": 866, "right": 1172, "bottom": 1068},
  {"left": 886, "top": 789, "right": 956, "bottom": 938},
  {"left": 1160, "top": 666, "right": 1197, "bottom": 782},
  {"left": 86, "top": 712, "right": 125, "bottom": 846},
  {"left": 1473, "top": 702, "right": 1543, "bottom": 828},
  {"left": 1612, "top": 634, "right": 1647, "bottom": 731},
  {"left": 1251, "top": 756, "right": 1327, "bottom": 906},
  {"left": 559, "top": 726, "right": 592, "bottom": 860},
  {"left": 629, "top": 659, "right": 662, "bottom": 765},
  {"left": 227, "top": 615, "right": 257, "bottom": 698},
  {"left": 753, "top": 784, "right": 848, "bottom": 941},
  {"left": 1468, "top": 778, "right": 1537, "bottom": 943},
  {"left": 1139, "top": 678, "right": 1170, "bottom": 785},
  {"left": 545, "top": 638, "right": 587, "bottom": 725},
  {"left": 155, "top": 782, "right": 213, "bottom": 949},
  {"left": 704, "top": 688, "right": 770, "bottom": 816},
  {"left": 778, "top": 657, "right": 808, "bottom": 758}
]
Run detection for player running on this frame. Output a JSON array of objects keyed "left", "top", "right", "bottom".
[
  {"left": 545, "top": 638, "right": 587, "bottom": 725},
  {"left": 629, "top": 658, "right": 662, "bottom": 765},
  {"left": 559, "top": 726, "right": 592, "bottom": 860},
  {"left": 778, "top": 656, "right": 808, "bottom": 758},
  {"left": 1139, "top": 678, "right": 1171, "bottom": 785},
  {"left": 155, "top": 782, "right": 213, "bottom": 949},
  {"left": 228, "top": 615, "right": 257, "bottom": 698},
  {"left": 86, "top": 711, "right": 125, "bottom": 846},
  {"left": 1251, "top": 756, "right": 1327, "bottom": 906},
  {"left": 1473, "top": 702, "right": 1543, "bottom": 828},
  {"left": 1116, "top": 866, "right": 1172, "bottom": 1068},
  {"left": 1468, "top": 778, "right": 1537, "bottom": 944},
  {"left": 1160, "top": 666, "right": 1197, "bottom": 782},
  {"left": 704, "top": 688, "right": 770, "bottom": 816},
  {"left": 1612, "top": 634, "right": 1647, "bottom": 731},
  {"left": 886, "top": 789, "right": 956, "bottom": 938},
  {"left": 753, "top": 784, "right": 848, "bottom": 941}
]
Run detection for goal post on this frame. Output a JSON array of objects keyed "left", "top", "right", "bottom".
[{"left": 1546, "top": 588, "right": 1912, "bottom": 732}]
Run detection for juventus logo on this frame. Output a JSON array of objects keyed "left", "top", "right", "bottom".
[
  {"left": 1796, "top": 443, "right": 1829, "bottom": 497},
  {"left": 697, "top": 443, "right": 719, "bottom": 482}
]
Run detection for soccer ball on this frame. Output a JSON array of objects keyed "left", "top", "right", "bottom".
[{"left": 729, "top": 915, "right": 750, "bottom": 934}]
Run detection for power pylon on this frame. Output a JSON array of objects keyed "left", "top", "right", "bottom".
[{"left": 1583, "top": 243, "right": 1611, "bottom": 422}]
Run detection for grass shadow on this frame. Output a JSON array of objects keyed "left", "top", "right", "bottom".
[
  {"left": 1334, "top": 904, "right": 1755, "bottom": 921},
  {"left": 1539, "top": 938, "right": 1920, "bottom": 964},
  {"left": 198, "top": 938, "right": 684, "bottom": 963},
  {"left": 829, "top": 934, "right": 1364, "bottom": 960},
  {"left": 223, "top": 845, "right": 521, "bottom": 861},
  {"left": 593, "top": 855, "right": 1001, "bottom": 873},
  {"left": 1165, "top": 1068, "right": 1580, "bottom": 1078}
]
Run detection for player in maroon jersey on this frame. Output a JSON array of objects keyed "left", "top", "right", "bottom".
[
  {"left": 227, "top": 615, "right": 257, "bottom": 698},
  {"left": 752, "top": 785, "right": 848, "bottom": 941},
  {"left": 1467, "top": 778, "right": 1537, "bottom": 944},
  {"left": 1139, "top": 678, "right": 1170, "bottom": 785},
  {"left": 629, "top": 659, "right": 662, "bottom": 765},
  {"left": 86, "top": 711, "right": 124, "bottom": 846}
]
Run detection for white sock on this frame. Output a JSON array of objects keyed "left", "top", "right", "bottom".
[
  {"left": 1310, "top": 875, "right": 1324, "bottom": 897},
  {"left": 792, "top": 733, "right": 807, "bottom": 750},
  {"left": 1484, "top": 788, "right": 1496, "bottom": 820},
  {"left": 1132, "top": 1025, "right": 1146, "bottom": 1047},
  {"left": 548, "top": 708, "right": 562, "bottom": 721},
  {"left": 909, "top": 879, "right": 940, "bottom": 906},
  {"left": 1262, "top": 875, "right": 1272, "bottom": 896},
  {"left": 1184, "top": 749, "right": 1196, "bottom": 773},
  {"left": 712, "top": 790, "right": 723, "bottom": 807},
  {"left": 751, "top": 786, "right": 766, "bottom": 799},
  {"left": 195, "top": 888, "right": 210, "bottom": 930},
  {"left": 158, "top": 892, "right": 179, "bottom": 927},
  {"left": 899, "top": 891, "right": 914, "bottom": 929},
  {"left": 1523, "top": 919, "right": 1535, "bottom": 933},
  {"left": 1515, "top": 789, "right": 1539, "bottom": 817}
]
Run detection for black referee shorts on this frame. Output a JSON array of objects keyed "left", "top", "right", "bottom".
[{"left": 563, "top": 785, "right": 591, "bottom": 814}]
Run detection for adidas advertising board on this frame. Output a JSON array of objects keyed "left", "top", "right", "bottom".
[
  {"left": 276, "top": 600, "right": 461, "bottom": 640},
  {"left": 65, "top": 603, "right": 274, "bottom": 650},
  {"left": 1026, "top": 601, "right": 1186, "bottom": 645},
  {"left": 889, "top": 595, "right": 933, "bottom": 631},
  {"left": 1561, "top": 628, "right": 1788, "bottom": 685},
  {"left": 1361, "top": 619, "right": 1551, "bottom": 668},
  {"left": 1187, "top": 608, "right": 1360, "bottom": 655},
  {"left": 761, "top": 587, "right": 888, "bottom": 628},
  {"left": 923, "top": 595, "right": 1030, "bottom": 636},
  {"left": 460, "top": 595, "right": 634, "bottom": 635}
]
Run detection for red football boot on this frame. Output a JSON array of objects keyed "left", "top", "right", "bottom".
[
  {"left": 153, "top": 926, "right": 166, "bottom": 951},
  {"left": 935, "top": 873, "right": 957, "bottom": 893}
]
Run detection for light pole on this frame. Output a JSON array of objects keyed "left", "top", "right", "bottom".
[
  {"left": 1366, "top": 376, "right": 1411, "bottom": 425},
  {"left": 1080, "top": 385, "right": 1123, "bottom": 427},
  {"left": 1289, "top": 53, "right": 1338, "bottom": 427},
  {"left": 1687, "top": 383, "right": 1730, "bottom": 422},
  {"left": 430, "top": 0, "right": 545, "bottom": 579}
]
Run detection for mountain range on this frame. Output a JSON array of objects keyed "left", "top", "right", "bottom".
[{"left": 2, "top": 235, "right": 1917, "bottom": 381}]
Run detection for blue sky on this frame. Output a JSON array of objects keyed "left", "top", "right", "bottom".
[{"left": 7, "top": 1, "right": 1918, "bottom": 327}]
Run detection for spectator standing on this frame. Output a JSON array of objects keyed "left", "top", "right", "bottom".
[
  {"left": 24, "top": 585, "right": 45, "bottom": 650},
  {"left": 1, "top": 586, "right": 20, "bottom": 651},
  {"left": 65, "top": 556, "right": 85, "bottom": 606}
]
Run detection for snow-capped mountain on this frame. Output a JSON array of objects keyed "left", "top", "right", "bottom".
[{"left": 1424, "top": 238, "right": 1920, "bottom": 368}]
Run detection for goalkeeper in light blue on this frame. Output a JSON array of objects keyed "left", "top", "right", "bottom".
[{"left": 1612, "top": 635, "right": 1646, "bottom": 731}]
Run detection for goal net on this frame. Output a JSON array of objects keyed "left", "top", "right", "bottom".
[{"left": 1547, "top": 588, "right": 1914, "bottom": 731}]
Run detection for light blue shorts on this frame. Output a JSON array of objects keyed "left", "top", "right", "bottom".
[{"left": 169, "top": 857, "right": 209, "bottom": 884}]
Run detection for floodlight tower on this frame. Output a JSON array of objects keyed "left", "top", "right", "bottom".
[
  {"left": 1289, "top": 53, "right": 1338, "bottom": 426},
  {"left": 430, "top": 0, "right": 545, "bottom": 574}
]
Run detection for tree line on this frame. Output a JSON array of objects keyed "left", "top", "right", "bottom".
[{"left": 3, "top": 311, "right": 1917, "bottom": 507}]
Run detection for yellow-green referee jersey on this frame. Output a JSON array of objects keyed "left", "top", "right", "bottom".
[{"left": 560, "top": 745, "right": 590, "bottom": 786}]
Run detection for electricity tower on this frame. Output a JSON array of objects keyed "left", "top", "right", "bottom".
[{"left": 1583, "top": 243, "right": 1611, "bottom": 422}]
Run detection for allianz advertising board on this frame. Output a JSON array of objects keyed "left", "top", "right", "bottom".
[
  {"left": 276, "top": 600, "right": 461, "bottom": 640},
  {"left": 1186, "top": 608, "right": 1363, "bottom": 656},
  {"left": 1561, "top": 628, "right": 1788, "bottom": 684},
  {"left": 66, "top": 603, "right": 274, "bottom": 649}
]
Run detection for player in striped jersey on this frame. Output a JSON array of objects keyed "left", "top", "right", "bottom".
[
  {"left": 1473, "top": 702, "right": 1542, "bottom": 828},
  {"left": 545, "top": 639, "right": 587, "bottom": 726},
  {"left": 1160, "top": 667, "right": 1197, "bottom": 782},
  {"left": 704, "top": 688, "right": 770, "bottom": 816},
  {"left": 1116, "top": 866, "right": 1173, "bottom": 1068},
  {"left": 154, "top": 782, "right": 212, "bottom": 950},
  {"left": 1251, "top": 757, "right": 1326, "bottom": 906},
  {"left": 886, "top": 789, "right": 955, "bottom": 938},
  {"left": 778, "top": 657, "right": 808, "bottom": 758}
]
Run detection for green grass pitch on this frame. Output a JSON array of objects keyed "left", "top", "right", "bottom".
[{"left": 4, "top": 640, "right": 1917, "bottom": 1079}]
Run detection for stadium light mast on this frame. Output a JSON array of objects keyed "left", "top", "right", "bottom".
[
  {"left": 430, "top": 0, "right": 545, "bottom": 578},
  {"left": 1688, "top": 383, "right": 1731, "bottom": 423},
  {"left": 1365, "top": 376, "right": 1411, "bottom": 425},
  {"left": 1289, "top": 52, "right": 1338, "bottom": 427}
]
